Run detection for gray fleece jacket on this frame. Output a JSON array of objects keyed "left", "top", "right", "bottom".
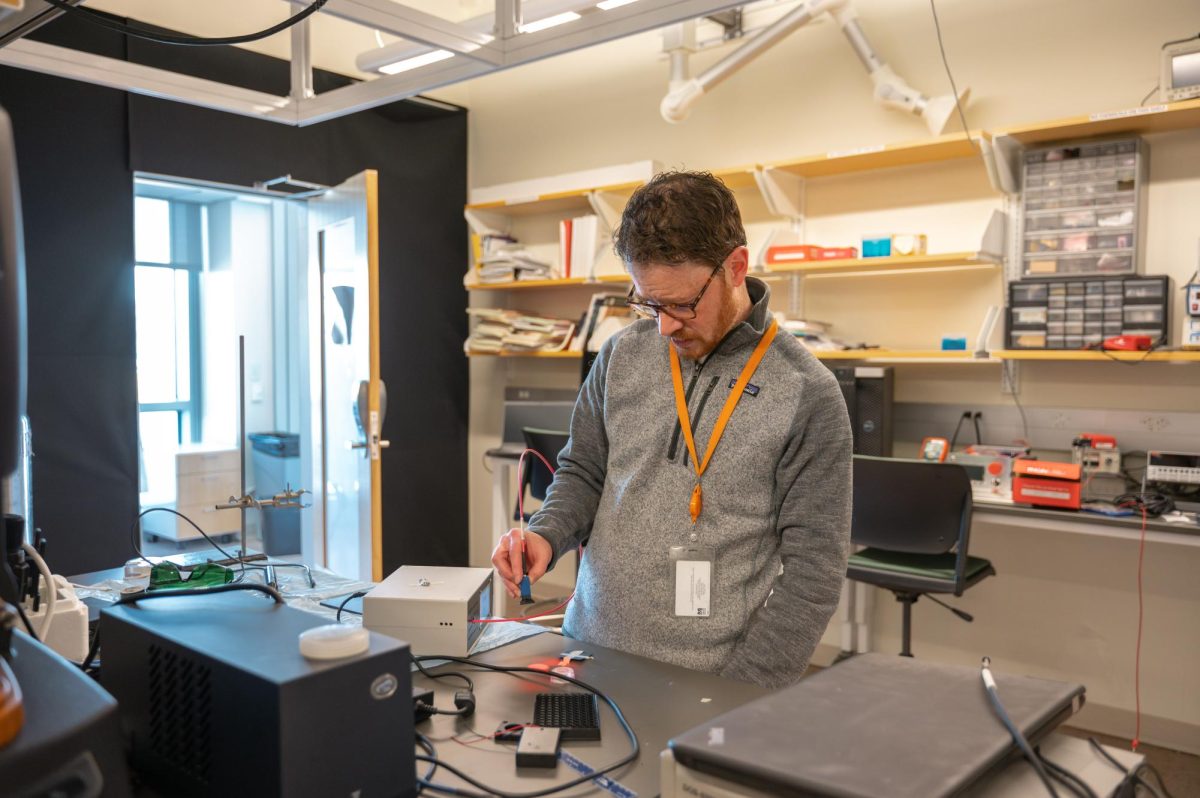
[{"left": 529, "top": 278, "right": 852, "bottom": 689}]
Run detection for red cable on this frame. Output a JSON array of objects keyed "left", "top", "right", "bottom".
[
  {"left": 1117, "top": 499, "right": 1148, "bottom": 753},
  {"left": 1132, "top": 503, "right": 1146, "bottom": 752},
  {"left": 470, "top": 448, "right": 580, "bottom": 624}
]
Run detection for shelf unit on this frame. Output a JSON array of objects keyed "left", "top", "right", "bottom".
[
  {"left": 994, "top": 98, "right": 1200, "bottom": 147},
  {"left": 466, "top": 347, "right": 1200, "bottom": 363},
  {"left": 996, "top": 349, "right": 1200, "bottom": 363},
  {"left": 467, "top": 274, "right": 629, "bottom": 291},
  {"left": 766, "top": 251, "right": 1000, "bottom": 277},
  {"left": 467, "top": 350, "right": 583, "bottom": 359},
  {"left": 464, "top": 100, "right": 1200, "bottom": 362},
  {"left": 762, "top": 131, "right": 988, "bottom": 178}
]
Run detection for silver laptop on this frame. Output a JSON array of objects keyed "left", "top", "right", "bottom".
[{"left": 668, "top": 653, "right": 1085, "bottom": 798}]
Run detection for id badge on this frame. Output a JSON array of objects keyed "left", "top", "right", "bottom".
[{"left": 670, "top": 545, "right": 714, "bottom": 618}]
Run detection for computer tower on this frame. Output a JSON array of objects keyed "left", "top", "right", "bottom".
[
  {"left": 100, "top": 592, "right": 416, "bottom": 798},
  {"left": 831, "top": 366, "right": 894, "bottom": 457}
]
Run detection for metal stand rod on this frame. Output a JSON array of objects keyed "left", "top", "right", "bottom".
[
  {"left": 898, "top": 593, "right": 916, "bottom": 657},
  {"left": 239, "top": 335, "right": 247, "bottom": 560}
]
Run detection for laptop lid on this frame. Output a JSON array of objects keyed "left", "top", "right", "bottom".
[{"left": 668, "top": 653, "right": 1085, "bottom": 798}]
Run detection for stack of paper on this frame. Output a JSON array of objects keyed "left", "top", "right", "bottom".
[
  {"left": 465, "top": 309, "right": 576, "bottom": 354},
  {"left": 477, "top": 245, "right": 555, "bottom": 284}
]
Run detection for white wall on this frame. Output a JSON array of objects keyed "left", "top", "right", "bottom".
[{"left": 440, "top": 0, "right": 1200, "bottom": 751}]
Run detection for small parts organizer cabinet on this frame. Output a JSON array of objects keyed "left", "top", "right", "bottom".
[
  {"left": 142, "top": 449, "right": 241, "bottom": 544},
  {"left": 1007, "top": 275, "right": 1170, "bottom": 350}
]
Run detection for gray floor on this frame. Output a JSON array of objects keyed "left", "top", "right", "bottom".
[{"left": 1059, "top": 726, "right": 1197, "bottom": 798}]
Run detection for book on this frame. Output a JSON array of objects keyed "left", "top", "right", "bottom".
[{"left": 559, "top": 218, "right": 573, "bottom": 279}]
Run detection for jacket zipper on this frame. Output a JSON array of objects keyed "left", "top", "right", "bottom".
[
  {"left": 668, "top": 363, "right": 720, "bottom": 465},
  {"left": 682, "top": 376, "right": 721, "bottom": 467}
]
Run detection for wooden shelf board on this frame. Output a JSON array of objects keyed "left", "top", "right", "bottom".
[
  {"left": 766, "top": 251, "right": 999, "bottom": 277},
  {"left": 811, "top": 349, "right": 995, "bottom": 363},
  {"left": 468, "top": 350, "right": 582, "bottom": 359},
  {"left": 996, "top": 349, "right": 1200, "bottom": 363},
  {"left": 711, "top": 164, "right": 760, "bottom": 190},
  {"left": 764, "top": 131, "right": 988, "bottom": 179},
  {"left": 997, "top": 99, "right": 1200, "bottom": 146},
  {"left": 466, "top": 274, "right": 629, "bottom": 291},
  {"left": 465, "top": 180, "right": 642, "bottom": 217}
]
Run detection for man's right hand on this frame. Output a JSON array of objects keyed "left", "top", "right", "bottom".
[{"left": 491, "top": 529, "right": 552, "bottom": 599}]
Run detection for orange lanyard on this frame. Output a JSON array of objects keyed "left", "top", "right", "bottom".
[{"left": 669, "top": 318, "right": 778, "bottom": 524}]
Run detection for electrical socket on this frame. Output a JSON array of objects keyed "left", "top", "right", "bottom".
[
  {"left": 1051, "top": 412, "right": 1070, "bottom": 430},
  {"left": 1140, "top": 415, "right": 1170, "bottom": 433}
]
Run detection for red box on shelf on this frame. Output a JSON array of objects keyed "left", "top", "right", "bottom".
[
  {"left": 1012, "top": 459, "right": 1082, "bottom": 509},
  {"left": 817, "top": 247, "right": 859, "bottom": 260},
  {"left": 765, "top": 245, "right": 824, "bottom": 264}
]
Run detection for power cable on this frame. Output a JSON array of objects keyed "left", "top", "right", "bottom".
[
  {"left": 928, "top": 0, "right": 974, "bottom": 147},
  {"left": 40, "top": 0, "right": 328, "bottom": 47},
  {"left": 980, "top": 657, "right": 1059, "bottom": 797},
  {"left": 412, "top": 654, "right": 638, "bottom": 798}
]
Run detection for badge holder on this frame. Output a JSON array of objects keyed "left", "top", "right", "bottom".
[{"left": 669, "top": 545, "right": 714, "bottom": 618}]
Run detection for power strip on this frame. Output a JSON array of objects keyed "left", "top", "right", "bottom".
[{"left": 24, "top": 575, "right": 90, "bottom": 663}]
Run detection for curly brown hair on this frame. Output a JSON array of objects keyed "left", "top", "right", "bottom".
[{"left": 613, "top": 171, "right": 746, "bottom": 270}]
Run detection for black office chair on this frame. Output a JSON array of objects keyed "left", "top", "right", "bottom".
[
  {"left": 847, "top": 455, "right": 996, "bottom": 657},
  {"left": 513, "top": 427, "right": 569, "bottom": 522}
]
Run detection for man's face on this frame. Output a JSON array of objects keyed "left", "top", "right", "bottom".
[{"left": 628, "top": 255, "right": 742, "bottom": 360}]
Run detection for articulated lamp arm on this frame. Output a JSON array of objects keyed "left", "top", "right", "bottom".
[{"left": 660, "top": 0, "right": 967, "bottom": 136}]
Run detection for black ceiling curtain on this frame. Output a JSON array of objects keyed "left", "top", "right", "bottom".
[{"left": 0, "top": 13, "right": 468, "bottom": 576}]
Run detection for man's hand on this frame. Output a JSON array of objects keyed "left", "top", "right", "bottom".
[{"left": 491, "top": 529, "right": 552, "bottom": 599}]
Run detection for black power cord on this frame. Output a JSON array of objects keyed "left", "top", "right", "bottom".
[
  {"left": 116, "top": 581, "right": 284, "bottom": 606},
  {"left": 980, "top": 657, "right": 1060, "bottom": 797},
  {"left": 412, "top": 654, "right": 639, "bottom": 798},
  {"left": 1036, "top": 747, "right": 1098, "bottom": 798},
  {"left": 1087, "top": 738, "right": 1172, "bottom": 798},
  {"left": 336, "top": 590, "right": 369, "bottom": 623},
  {"left": 40, "top": 0, "right": 329, "bottom": 47},
  {"left": 79, "top": 582, "right": 284, "bottom": 676}
]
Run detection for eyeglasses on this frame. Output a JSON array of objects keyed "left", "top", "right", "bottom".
[{"left": 626, "top": 263, "right": 723, "bottom": 321}]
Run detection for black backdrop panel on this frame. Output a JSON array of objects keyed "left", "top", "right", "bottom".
[
  {"left": 0, "top": 19, "right": 138, "bottom": 576},
  {"left": 0, "top": 14, "right": 468, "bottom": 573}
]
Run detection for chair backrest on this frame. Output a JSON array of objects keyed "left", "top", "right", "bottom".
[
  {"left": 521, "top": 427, "right": 570, "bottom": 502},
  {"left": 851, "top": 455, "right": 973, "bottom": 558}
]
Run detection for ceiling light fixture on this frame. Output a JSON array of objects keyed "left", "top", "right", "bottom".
[
  {"left": 519, "top": 12, "right": 582, "bottom": 34},
  {"left": 377, "top": 48, "right": 456, "bottom": 76},
  {"left": 596, "top": 0, "right": 641, "bottom": 9}
]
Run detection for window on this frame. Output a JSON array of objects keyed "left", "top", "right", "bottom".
[{"left": 134, "top": 196, "right": 203, "bottom": 502}]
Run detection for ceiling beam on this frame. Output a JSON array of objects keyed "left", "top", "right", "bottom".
[
  {"left": 298, "top": 0, "right": 744, "bottom": 125},
  {"left": 0, "top": 38, "right": 297, "bottom": 124},
  {"left": 308, "top": 0, "right": 504, "bottom": 65}
]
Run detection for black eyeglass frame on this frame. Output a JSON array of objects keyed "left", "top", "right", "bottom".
[{"left": 625, "top": 262, "right": 725, "bottom": 321}]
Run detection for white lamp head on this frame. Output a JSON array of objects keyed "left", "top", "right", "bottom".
[{"left": 921, "top": 86, "right": 971, "bottom": 136}]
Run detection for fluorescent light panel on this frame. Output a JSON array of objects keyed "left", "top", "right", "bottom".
[
  {"left": 519, "top": 11, "right": 582, "bottom": 33},
  {"left": 596, "top": 0, "right": 640, "bottom": 9},
  {"left": 378, "top": 49, "right": 455, "bottom": 75}
]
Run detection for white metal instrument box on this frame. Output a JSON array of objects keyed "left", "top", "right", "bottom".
[{"left": 363, "top": 565, "right": 494, "bottom": 656}]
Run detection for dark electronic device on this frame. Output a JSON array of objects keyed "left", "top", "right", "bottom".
[
  {"left": 1146, "top": 451, "right": 1200, "bottom": 486},
  {"left": 533, "top": 691, "right": 601, "bottom": 741},
  {"left": 516, "top": 726, "right": 561, "bottom": 769},
  {"left": 100, "top": 591, "right": 416, "bottom": 798},
  {"left": 0, "top": 630, "right": 132, "bottom": 797},
  {"left": 0, "top": 105, "right": 26, "bottom": 480},
  {"left": 831, "top": 366, "right": 894, "bottom": 457}
]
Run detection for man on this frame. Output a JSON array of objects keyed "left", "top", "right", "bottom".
[{"left": 492, "top": 171, "right": 852, "bottom": 688}]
